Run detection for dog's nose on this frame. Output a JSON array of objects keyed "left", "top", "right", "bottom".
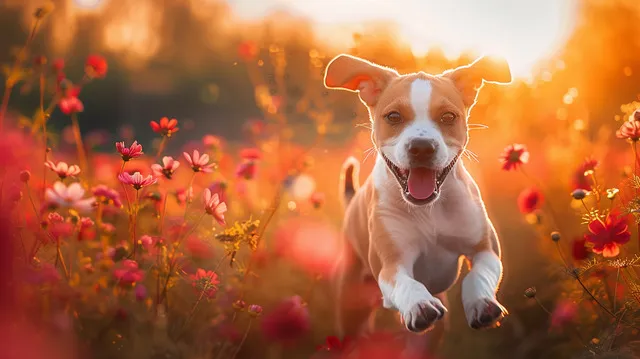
[{"left": 407, "top": 138, "right": 438, "bottom": 161}]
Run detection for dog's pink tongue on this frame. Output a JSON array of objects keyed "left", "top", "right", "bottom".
[{"left": 407, "top": 168, "right": 436, "bottom": 200}]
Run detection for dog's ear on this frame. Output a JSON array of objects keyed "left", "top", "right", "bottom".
[
  {"left": 324, "top": 54, "right": 399, "bottom": 107},
  {"left": 443, "top": 55, "right": 512, "bottom": 107}
]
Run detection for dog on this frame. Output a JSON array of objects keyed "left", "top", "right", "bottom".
[{"left": 324, "top": 54, "right": 512, "bottom": 353}]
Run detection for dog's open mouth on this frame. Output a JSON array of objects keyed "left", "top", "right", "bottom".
[{"left": 381, "top": 153, "right": 460, "bottom": 205}]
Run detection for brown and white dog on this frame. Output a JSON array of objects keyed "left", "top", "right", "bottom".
[{"left": 325, "top": 54, "right": 512, "bottom": 350}]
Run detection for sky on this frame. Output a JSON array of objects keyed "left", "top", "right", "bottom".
[{"left": 225, "top": 0, "right": 579, "bottom": 77}]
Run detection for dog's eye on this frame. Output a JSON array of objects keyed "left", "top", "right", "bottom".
[
  {"left": 440, "top": 112, "right": 457, "bottom": 124},
  {"left": 385, "top": 111, "right": 403, "bottom": 124}
]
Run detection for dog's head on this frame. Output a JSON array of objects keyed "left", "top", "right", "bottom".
[{"left": 324, "top": 54, "right": 511, "bottom": 205}]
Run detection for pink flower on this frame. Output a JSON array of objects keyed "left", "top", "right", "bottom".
[
  {"left": 499, "top": 144, "right": 529, "bottom": 171},
  {"left": 184, "top": 150, "right": 216, "bottom": 173},
  {"left": 189, "top": 268, "right": 220, "bottom": 298},
  {"left": 115, "top": 141, "right": 143, "bottom": 162},
  {"left": 235, "top": 161, "right": 256, "bottom": 180},
  {"left": 261, "top": 296, "right": 310, "bottom": 343},
  {"left": 150, "top": 117, "right": 179, "bottom": 137},
  {"left": 58, "top": 95, "right": 84, "bottom": 115},
  {"left": 616, "top": 111, "right": 640, "bottom": 141},
  {"left": 151, "top": 156, "right": 180, "bottom": 179},
  {"left": 44, "top": 160, "right": 81, "bottom": 179},
  {"left": 113, "top": 260, "right": 144, "bottom": 286},
  {"left": 135, "top": 284, "right": 148, "bottom": 301},
  {"left": 139, "top": 235, "right": 160, "bottom": 250},
  {"left": 44, "top": 182, "right": 95, "bottom": 213},
  {"left": 92, "top": 185, "right": 122, "bottom": 208},
  {"left": 203, "top": 188, "right": 227, "bottom": 226},
  {"left": 550, "top": 300, "right": 578, "bottom": 328},
  {"left": 118, "top": 172, "right": 157, "bottom": 190},
  {"left": 85, "top": 54, "right": 108, "bottom": 78}
]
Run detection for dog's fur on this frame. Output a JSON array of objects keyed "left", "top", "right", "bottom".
[{"left": 325, "top": 54, "right": 512, "bottom": 354}]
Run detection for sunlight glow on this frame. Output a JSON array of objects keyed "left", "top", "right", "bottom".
[
  {"left": 228, "top": 0, "right": 579, "bottom": 78},
  {"left": 74, "top": 0, "right": 103, "bottom": 9}
]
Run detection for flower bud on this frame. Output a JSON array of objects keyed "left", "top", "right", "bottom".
[
  {"left": 232, "top": 300, "right": 246, "bottom": 311},
  {"left": 571, "top": 189, "right": 587, "bottom": 200},
  {"left": 524, "top": 287, "right": 537, "bottom": 298},
  {"left": 248, "top": 304, "right": 263, "bottom": 317}
]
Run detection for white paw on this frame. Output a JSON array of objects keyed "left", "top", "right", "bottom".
[
  {"left": 464, "top": 297, "right": 507, "bottom": 329},
  {"left": 400, "top": 296, "right": 447, "bottom": 333}
]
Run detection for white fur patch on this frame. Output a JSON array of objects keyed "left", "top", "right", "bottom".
[
  {"left": 392, "top": 79, "right": 450, "bottom": 169},
  {"left": 461, "top": 251, "right": 503, "bottom": 321}
]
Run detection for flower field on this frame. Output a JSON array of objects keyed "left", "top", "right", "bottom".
[{"left": 4, "top": 1, "right": 640, "bottom": 359}]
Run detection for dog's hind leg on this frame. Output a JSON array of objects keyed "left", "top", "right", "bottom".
[{"left": 334, "top": 255, "right": 379, "bottom": 338}]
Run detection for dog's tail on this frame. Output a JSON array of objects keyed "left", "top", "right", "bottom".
[{"left": 340, "top": 156, "right": 360, "bottom": 209}]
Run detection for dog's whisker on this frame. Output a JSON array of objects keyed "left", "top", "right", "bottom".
[
  {"left": 468, "top": 123, "right": 489, "bottom": 129},
  {"left": 362, "top": 147, "right": 376, "bottom": 163},
  {"left": 463, "top": 149, "right": 480, "bottom": 163},
  {"left": 356, "top": 122, "right": 372, "bottom": 130}
]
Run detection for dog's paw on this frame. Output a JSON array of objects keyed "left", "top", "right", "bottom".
[
  {"left": 466, "top": 298, "right": 507, "bottom": 330},
  {"left": 401, "top": 297, "right": 447, "bottom": 333}
]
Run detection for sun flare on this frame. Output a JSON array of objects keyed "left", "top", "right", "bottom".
[{"left": 229, "top": 0, "right": 580, "bottom": 78}]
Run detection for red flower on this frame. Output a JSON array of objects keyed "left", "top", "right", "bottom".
[
  {"left": 310, "top": 192, "right": 325, "bottom": 209},
  {"left": 58, "top": 95, "right": 84, "bottom": 115},
  {"left": 584, "top": 213, "right": 631, "bottom": 258},
  {"left": 51, "top": 58, "right": 65, "bottom": 73},
  {"left": 240, "top": 148, "right": 262, "bottom": 161},
  {"left": 150, "top": 117, "right": 179, "bottom": 137},
  {"left": 499, "top": 143, "right": 529, "bottom": 171},
  {"left": 571, "top": 237, "right": 589, "bottom": 261},
  {"left": 261, "top": 296, "right": 310, "bottom": 343},
  {"left": 235, "top": 161, "right": 257, "bottom": 180},
  {"left": 616, "top": 111, "right": 640, "bottom": 141},
  {"left": 238, "top": 40, "right": 258, "bottom": 61},
  {"left": 316, "top": 336, "right": 353, "bottom": 353},
  {"left": 517, "top": 187, "right": 543, "bottom": 214},
  {"left": 189, "top": 268, "right": 220, "bottom": 298},
  {"left": 572, "top": 158, "right": 599, "bottom": 190},
  {"left": 85, "top": 54, "right": 108, "bottom": 78}
]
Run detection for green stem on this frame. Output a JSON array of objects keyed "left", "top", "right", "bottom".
[{"left": 132, "top": 189, "right": 140, "bottom": 259}]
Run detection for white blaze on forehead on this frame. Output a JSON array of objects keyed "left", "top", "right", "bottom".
[
  {"left": 410, "top": 79, "right": 433, "bottom": 122},
  {"left": 391, "top": 78, "right": 449, "bottom": 168}
]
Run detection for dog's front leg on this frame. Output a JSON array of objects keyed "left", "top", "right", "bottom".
[
  {"left": 374, "top": 235, "right": 447, "bottom": 333},
  {"left": 461, "top": 221, "right": 507, "bottom": 329}
]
